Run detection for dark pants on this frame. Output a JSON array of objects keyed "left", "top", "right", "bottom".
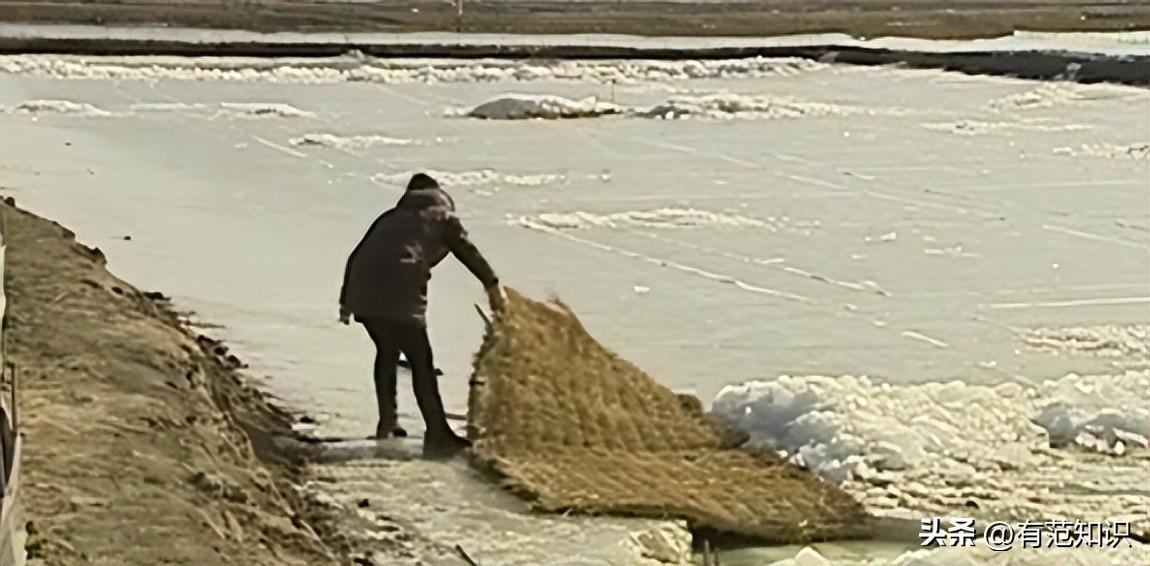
[{"left": 359, "top": 317, "right": 454, "bottom": 440}]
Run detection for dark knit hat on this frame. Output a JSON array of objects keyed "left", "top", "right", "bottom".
[{"left": 406, "top": 173, "right": 440, "bottom": 192}]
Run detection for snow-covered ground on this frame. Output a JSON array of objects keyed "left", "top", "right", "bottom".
[{"left": 0, "top": 51, "right": 1146, "bottom": 563}]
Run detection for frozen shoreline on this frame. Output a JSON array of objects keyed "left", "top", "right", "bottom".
[{"left": 1, "top": 25, "right": 1149, "bottom": 86}]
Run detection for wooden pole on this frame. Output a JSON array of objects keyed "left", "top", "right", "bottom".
[{"left": 455, "top": 544, "right": 480, "bottom": 566}]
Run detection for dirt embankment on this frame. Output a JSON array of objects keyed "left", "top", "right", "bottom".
[
  {"left": 1, "top": 0, "right": 1149, "bottom": 39},
  {"left": 1, "top": 197, "right": 343, "bottom": 564}
]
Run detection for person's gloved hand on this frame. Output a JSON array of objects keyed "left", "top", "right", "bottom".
[
  {"left": 338, "top": 306, "right": 351, "bottom": 325},
  {"left": 485, "top": 285, "right": 507, "bottom": 313}
]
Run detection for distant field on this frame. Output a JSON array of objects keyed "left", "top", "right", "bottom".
[{"left": 2, "top": 0, "right": 1149, "bottom": 39}]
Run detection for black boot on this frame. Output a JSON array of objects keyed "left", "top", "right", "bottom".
[
  {"left": 413, "top": 371, "right": 470, "bottom": 457},
  {"left": 373, "top": 421, "right": 409, "bottom": 439}
]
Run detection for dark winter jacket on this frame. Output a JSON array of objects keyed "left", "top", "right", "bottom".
[{"left": 340, "top": 185, "right": 497, "bottom": 326}]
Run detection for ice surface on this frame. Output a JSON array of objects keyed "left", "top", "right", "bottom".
[
  {"left": 766, "top": 542, "right": 1149, "bottom": 566},
  {"left": 888, "top": 545, "right": 1149, "bottom": 566},
  {"left": 463, "top": 93, "right": 622, "bottom": 120},
  {"left": 303, "top": 455, "right": 691, "bottom": 565},
  {"left": 130, "top": 102, "right": 208, "bottom": 112}
]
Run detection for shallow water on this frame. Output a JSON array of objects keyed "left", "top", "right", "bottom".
[{"left": 0, "top": 50, "right": 1146, "bottom": 563}]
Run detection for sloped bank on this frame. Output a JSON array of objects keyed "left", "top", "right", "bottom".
[{"left": 0, "top": 197, "right": 346, "bottom": 564}]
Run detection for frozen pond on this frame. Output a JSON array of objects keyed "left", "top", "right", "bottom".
[{"left": 0, "top": 52, "right": 1147, "bottom": 563}]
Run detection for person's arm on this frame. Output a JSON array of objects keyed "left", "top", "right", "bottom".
[
  {"left": 446, "top": 217, "right": 499, "bottom": 289},
  {"left": 339, "top": 251, "right": 355, "bottom": 307},
  {"left": 338, "top": 252, "right": 355, "bottom": 324}
]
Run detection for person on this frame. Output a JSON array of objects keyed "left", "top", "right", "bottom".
[{"left": 339, "top": 173, "right": 504, "bottom": 452}]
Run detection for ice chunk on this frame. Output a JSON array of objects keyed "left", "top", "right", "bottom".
[
  {"left": 793, "top": 547, "right": 831, "bottom": 566},
  {"left": 621, "top": 522, "right": 692, "bottom": 565},
  {"left": 712, "top": 370, "right": 1150, "bottom": 530},
  {"left": 466, "top": 94, "right": 622, "bottom": 120}
]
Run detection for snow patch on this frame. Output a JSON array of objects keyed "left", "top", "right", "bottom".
[
  {"left": 521, "top": 209, "right": 766, "bottom": 230},
  {"left": 4, "top": 99, "right": 112, "bottom": 117},
  {"left": 217, "top": 102, "right": 313, "bottom": 118},
  {"left": 712, "top": 371, "right": 1150, "bottom": 530},
  {"left": 922, "top": 119, "right": 1091, "bottom": 135},
  {"left": 463, "top": 94, "right": 622, "bottom": 120},
  {"left": 1053, "top": 143, "right": 1150, "bottom": 160},
  {"left": 289, "top": 133, "right": 418, "bottom": 149}
]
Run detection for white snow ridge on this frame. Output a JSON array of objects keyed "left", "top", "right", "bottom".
[
  {"left": 0, "top": 55, "right": 823, "bottom": 85},
  {"left": 289, "top": 133, "right": 418, "bottom": 149},
  {"left": 217, "top": 102, "right": 314, "bottom": 118},
  {"left": 4, "top": 99, "right": 113, "bottom": 117},
  {"left": 459, "top": 93, "right": 901, "bottom": 121},
  {"left": 922, "top": 119, "right": 1091, "bottom": 136},
  {"left": 636, "top": 94, "right": 887, "bottom": 120},
  {"left": 1053, "top": 143, "right": 1150, "bottom": 160},
  {"left": 988, "top": 82, "right": 1147, "bottom": 112},
  {"left": 1024, "top": 324, "right": 1149, "bottom": 360},
  {"left": 464, "top": 94, "right": 622, "bottom": 120},
  {"left": 371, "top": 169, "right": 565, "bottom": 189}
]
